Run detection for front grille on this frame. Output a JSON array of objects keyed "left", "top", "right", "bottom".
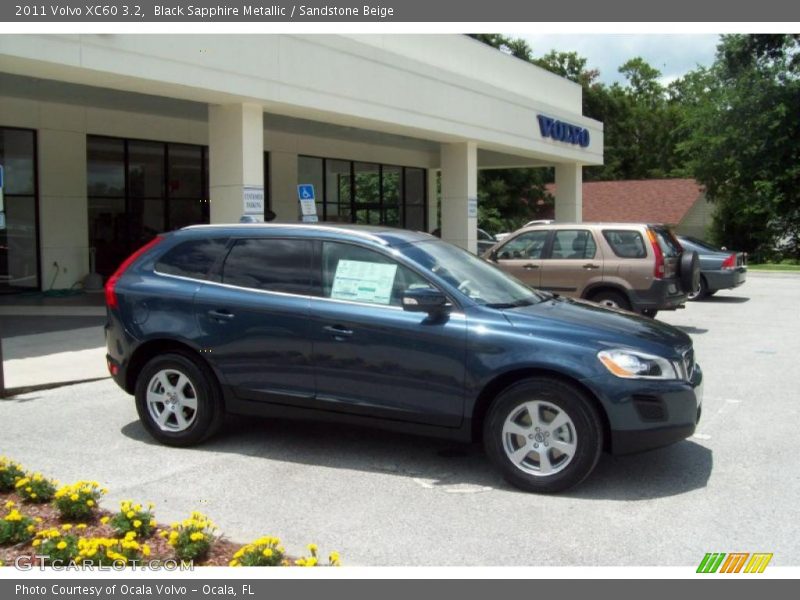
[{"left": 633, "top": 395, "right": 668, "bottom": 422}]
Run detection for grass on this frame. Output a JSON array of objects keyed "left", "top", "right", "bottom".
[{"left": 748, "top": 262, "right": 800, "bottom": 272}]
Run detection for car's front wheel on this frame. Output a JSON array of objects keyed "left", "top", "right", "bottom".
[
  {"left": 483, "top": 378, "right": 603, "bottom": 493},
  {"left": 134, "top": 352, "right": 224, "bottom": 447}
]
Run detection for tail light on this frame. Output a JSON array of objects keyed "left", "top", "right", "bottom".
[
  {"left": 721, "top": 253, "right": 737, "bottom": 270},
  {"left": 645, "top": 228, "right": 665, "bottom": 279},
  {"left": 105, "top": 236, "right": 163, "bottom": 309}
]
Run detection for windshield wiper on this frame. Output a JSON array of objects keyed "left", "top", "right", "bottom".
[{"left": 485, "top": 298, "right": 537, "bottom": 309}]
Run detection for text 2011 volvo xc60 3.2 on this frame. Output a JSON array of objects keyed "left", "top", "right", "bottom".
[{"left": 105, "top": 224, "right": 702, "bottom": 493}]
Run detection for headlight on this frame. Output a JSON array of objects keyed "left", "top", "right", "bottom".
[{"left": 597, "top": 349, "right": 681, "bottom": 380}]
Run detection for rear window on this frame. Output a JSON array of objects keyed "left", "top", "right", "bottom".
[
  {"left": 155, "top": 238, "right": 229, "bottom": 280},
  {"left": 602, "top": 230, "right": 647, "bottom": 259},
  {"left": 221, "top": 238, "right": 313, "bottom": 295},
  {"left": 651, "top": 227, "right": 682, "bottom": 258}
]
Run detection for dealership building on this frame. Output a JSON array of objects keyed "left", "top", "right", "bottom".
[{"left": 0, "top": 34, "right": 603, "bottom": 292}]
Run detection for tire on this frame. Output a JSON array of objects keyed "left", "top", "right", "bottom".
[
  {"left": 134, "top": 352, "right": 224, "bottom": 447},
  {"left": 483, "top": 377, "right": 604, "bottom": 493},
  {"left": 687, "top": 275, "right": 708, "bottom": 301},
  {"left": 641, "top": 309, "right": 659, "bottom": 318},
  {"left": 679, "top": 250, "right": 700, "bottom": 294},
  {"left": 590, "top": 289, "right": 632, "bottom": 311}
]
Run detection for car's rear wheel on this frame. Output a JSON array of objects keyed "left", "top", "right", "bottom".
[
  {"left": 135, "top": 352, "right": 224, "bottom": 447},
  {"left": 590, "top": 289, "right": 631, "bottom": 311},
  {"left": 687, "top": 276, "right": 708, "bottom": 301},
  {"left": 483, "top": 378, "right": 603, "bottom": 493}
]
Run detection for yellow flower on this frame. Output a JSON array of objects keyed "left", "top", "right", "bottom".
[
  {"left": 86, "top": 499, "right": 95, "bottom": 507},
  {"left": 233, "top": 549, "right": 245, "bottom": 559},
  {"left": 158, "top": 531, "right": 168, "bottom": 538},
  {"left": 57, "top": 541, "right": 67, "bottom": 550},
  {"left": 229, "top": 559, "right": 239, "bottom": 567},
  {"left": 329, "top": 552, "right": 341, "bottom": 566},
  {"left": 76, "top": 524, "right": 87, "bottom": 530},
  {"left": 307, "top": 543, "right": 318, "bottom": 555},
  {"left": 30, "top": 493, "right": 37, "bottom": 499},
  {"left": 4, "top": 500, "right": 14, "bottom": 509},
  {"left": 149, "top": 519, "right": 157, "bottom": 527},
  {"left": 142, "top": 545, "right": 150, "bottom": 557},
  {"left": 27, "top": 525, "right": 36, "bottom": 533},
  {"left": 262, "top": 548, "right": 273, "bottom": 558},
  {"left": 127, "top": 511, "right": 135, "bottom": 519},
  {"left": 133, "top": 519, "right": 142, "bottom": 528},
  {"left": 32, "top": 539, "right": 41, "bottom": 547},
  {"left": 62, "top": 524, "right": 72, "bottom": 531},
  {"left": 70, "top": 494, "right": 79, "bottom": 501}
]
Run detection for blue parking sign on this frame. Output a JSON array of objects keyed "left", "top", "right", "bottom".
[{"left": 297, "top": 184, "right": 315, "bottom": 201}]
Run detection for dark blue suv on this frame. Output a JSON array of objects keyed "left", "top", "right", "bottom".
[{"left": 105, "top": 224, "right": 703, "bottom": 493}]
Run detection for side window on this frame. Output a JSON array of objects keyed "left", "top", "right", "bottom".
[
  {"left": 603, "top": 230, "right": 647, "bottom": 259},
  {"left": 497, "top": 230, "right": 549, "bottom": 260},
  {"left": 550, "top": 230, "right": 597, "bottom": 260},
  {"left": 155, "top": 238, "right": 229, "bottom": 280},
  {"left": 222, "top": 238, "right": 312, "bottom": 295},
  {"left": 322, "top": 242, "right": 433, "bottom": 307}
]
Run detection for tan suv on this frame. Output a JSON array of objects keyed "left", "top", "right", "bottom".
[{"left": 483, "top": 222, "right": 699, "bottom": 317}]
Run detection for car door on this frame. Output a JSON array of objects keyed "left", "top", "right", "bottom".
[
  {"left": 538, "top": 229, "right": 602, "bottom": 297},
  {"left": 309, "top": 240, "right": 467, "bottom": 427},
  {"left": 493, "top": 229, "right": 549, "bottom": 288},
  {"left": 193, "top": 237, "right": 316, "bottom": 403}
]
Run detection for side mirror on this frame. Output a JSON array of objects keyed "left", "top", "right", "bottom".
[
  {"left": 402, "top": 288, "right": 449, "bottom": 314},
  {"left": 489, "top": 249, "right": 499, "bottom": 262}
]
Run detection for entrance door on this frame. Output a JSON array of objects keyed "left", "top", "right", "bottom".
[{"left": 0, "top": 128, "right": 39, "bottom": 292}]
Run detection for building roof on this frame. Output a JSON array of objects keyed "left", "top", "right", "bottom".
[{"left": 547, "top": 178, "right": 704, "bottom": 225}]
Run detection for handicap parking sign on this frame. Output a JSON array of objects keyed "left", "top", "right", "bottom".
[{"left": 297, "top": 184, "right": 315, "bottom": 201}]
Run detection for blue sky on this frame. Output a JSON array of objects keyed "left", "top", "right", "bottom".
[{"left": 514, "top": 34, "right": 721, "bottom": 86}]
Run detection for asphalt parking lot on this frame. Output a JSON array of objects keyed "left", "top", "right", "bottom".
[{"left": 2, "top": 271, "right": 799, "bottom": 566}]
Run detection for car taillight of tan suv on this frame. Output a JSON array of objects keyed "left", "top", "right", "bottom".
[{"left": 484, "top": 223, "right": 700, "bottom": 317}]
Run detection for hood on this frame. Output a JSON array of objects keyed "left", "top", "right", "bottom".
[{"left": 501, "top": 296, "right": 692, "bottom": 358}]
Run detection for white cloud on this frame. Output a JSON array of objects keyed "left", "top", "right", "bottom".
[{"left": 510, "top": 34, "right": 720, "bottom": 85}]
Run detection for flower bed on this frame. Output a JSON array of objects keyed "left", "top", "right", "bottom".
[{"left": 0, "top": 456, "right": 340, "bottom": 568}]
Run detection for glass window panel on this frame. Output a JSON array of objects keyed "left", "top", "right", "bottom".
[
  {"left": 325, "top": 159, "right": 352, "bottom": 207},
  {"left": 128, "top": 198, "right": 166, "bottom": 247},
  {"left": 155, "top": 238, "right": 228, "bottom": 280},
  {"left": 404, "top": 206, "right": 425, "bottom": 232},
  {"left": 128, "top": 141, "right": 164, "bottom": 198},
  {"left": 169, "top": 198, "right": 207, "bottom": 231},
  {"left": 354, "top": 162, "right": 380, "bottom": 205},
  {"left": 0, "top": 195, "right": 38, "bottom": 289},
  {"left": 325, "top": 203, "right": 351, "bottom": 223},
  {"left": 382, "top": 165, "right": 402, "bottom": 206},
  {"left": 321, "top": 241, "right": 433, "bottom": 307},
  {"left": 168, "top": 143, "right": 203, "bottom": 198},
  {"left": 404, "top": 168, "right": 425, "bottom": 206},
  {"left": 222, "top": 238, "right": 312, "bottom": 295},
  {"left": 88, "top": 197, "right": 128, "bottom": 276},
  {"left": 498, "top": 230, "right": 549, "bottom": 260},
  {"left": 0, "top": 129, "right": 35, "bottom": 195},
  {"left": 550, "top": 230, "right": 597, "bottom": 260},
  {"left": 87, "top": 136, "right": 124, "bottom": 197}
]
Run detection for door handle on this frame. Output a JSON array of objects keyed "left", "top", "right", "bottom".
[
  {"left": 324, "top": 325, "right": 353, "bottom": 338},
  {"left": 523, "top": 264, "right": 540, "bottom": 270},
  {"left": 207, "top": 309, "right": 235, "bottom": 321},
  {"left": 582, "top": 264, "right": 600, "bottom": 270}
]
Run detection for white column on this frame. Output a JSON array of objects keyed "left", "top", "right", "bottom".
[
  {"left": 269, "top": 151, "right": 299, "bottom": 222},
  {"left": 440, "top": 142, "right": 478, "bottom": 253},
  {"left": 38, "top": 126, "right": 89, "bottom": 289},
  {"left": 426, "top": 168, "right": 439, "bottom": 233},
  {"left": 208, "top": 103, "right": 264, "bottom": 224},
  {"left": 554, "top": 163, "right": 583, "bottom": 222}
]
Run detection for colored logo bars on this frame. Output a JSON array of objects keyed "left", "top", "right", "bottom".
[{"left": 697, "top": 552, "right": 773, "bottom": 573}]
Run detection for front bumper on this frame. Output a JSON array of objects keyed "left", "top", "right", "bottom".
[{"left": 584, "top": 363, "right": 703, "bottom": 455}]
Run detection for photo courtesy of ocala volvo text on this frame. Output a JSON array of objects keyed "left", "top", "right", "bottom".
[{"left": 105, "top": 223, "right": 703, "bottom": 493}]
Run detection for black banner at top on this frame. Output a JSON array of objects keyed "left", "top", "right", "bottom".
[{"left": 1, "top": 0, "right": 799, "bottom": 22}]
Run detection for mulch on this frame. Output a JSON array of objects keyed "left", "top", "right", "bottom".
[{"left": 0, "top": 491, "right": 244, "bottom": 567}]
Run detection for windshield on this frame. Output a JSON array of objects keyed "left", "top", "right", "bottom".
[{"left": 402, "top": 240, "right": 546, "bottom": 307}]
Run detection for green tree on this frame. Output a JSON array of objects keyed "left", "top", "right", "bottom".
[{"left": 679, "top": 34, "right": 800, "bottom": 258}]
